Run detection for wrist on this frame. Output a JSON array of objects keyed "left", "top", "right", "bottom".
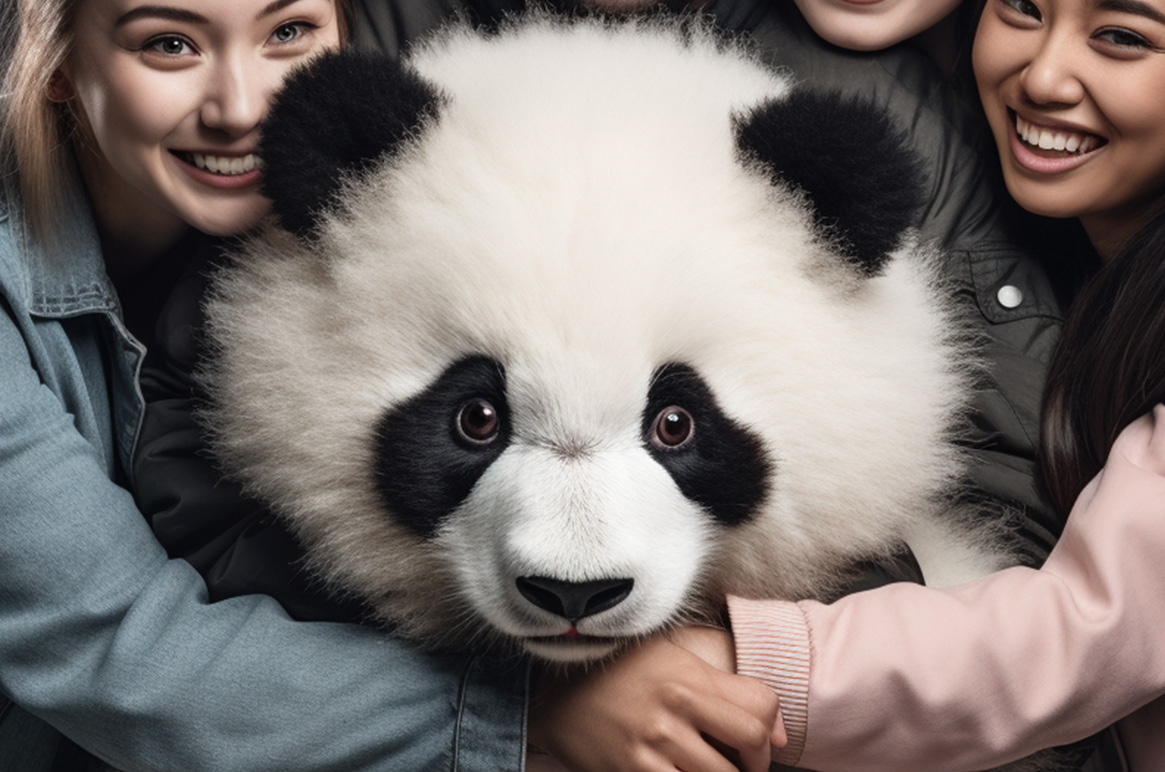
[{"left": 667, "top": 625, "right": 736, "bottom": 672}]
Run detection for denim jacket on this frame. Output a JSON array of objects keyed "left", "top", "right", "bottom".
[{"left": 0, "top": 175, "right": 527, "bottom": 772}]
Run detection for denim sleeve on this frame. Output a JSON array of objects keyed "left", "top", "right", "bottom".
[{"left": 0, "top": 308, "right": 527, "bottom": 772}]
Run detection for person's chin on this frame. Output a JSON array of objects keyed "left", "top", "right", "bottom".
[
  {"left": 185, "top": 200, "right": 270, "bottom": 238},
  {"left": 1005, "top": 183, "right": 1093, "bottom": 222}
]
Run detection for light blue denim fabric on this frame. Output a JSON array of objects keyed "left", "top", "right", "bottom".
[{"left": 0, "top": 176, "right": 527, "bottom": 772}]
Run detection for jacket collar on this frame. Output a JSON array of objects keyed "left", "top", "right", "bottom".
[{"left": 17, "top": 161, "right": 121, "bottom": 319}]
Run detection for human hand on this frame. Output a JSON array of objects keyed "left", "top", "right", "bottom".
[{"left": 527, "top": 632, "right": 783, "bottom": 772}]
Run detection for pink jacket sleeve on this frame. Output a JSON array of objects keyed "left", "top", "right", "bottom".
[{"left": 727, "top": 405, "right": 1165, "bottom": 771}]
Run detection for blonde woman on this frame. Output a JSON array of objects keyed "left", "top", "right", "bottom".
[{"left": 0, "top": 1, "right": 525, "bottom": 769}]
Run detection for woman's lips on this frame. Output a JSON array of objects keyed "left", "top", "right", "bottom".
[
  {"left": 1007, "top": 112, "right": 1106, "bottom": 174},
  {"left": 172, "top": 150, "right": 262, "bottom": 189}
]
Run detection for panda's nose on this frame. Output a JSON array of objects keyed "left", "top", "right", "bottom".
[{"left": 516, "top": 576, "right": 634, "bottom": 622}]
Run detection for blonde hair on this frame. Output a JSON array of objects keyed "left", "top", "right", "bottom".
[{"left": 1, "top": 0, "right": 78, "bottom": 243}]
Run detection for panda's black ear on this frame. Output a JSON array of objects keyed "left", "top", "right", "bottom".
[
  {"left": 735, "top": 90, "right": 925, "bottom": 277},
  {"left": 259, "top": 50, "right": 442, "bottom": 238}
]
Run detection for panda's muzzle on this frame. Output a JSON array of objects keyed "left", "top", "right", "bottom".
[{"left": 516, "top": 576, "right": 634, "bottom": 622}]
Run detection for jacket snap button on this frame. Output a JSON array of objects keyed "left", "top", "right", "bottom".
[{"left": 996, "top": 285, "right": 1023, "bottom": 309}]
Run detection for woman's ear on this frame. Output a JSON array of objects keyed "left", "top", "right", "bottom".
[{"left": 47, "top": 70, "right": 75, "bottom": 103}]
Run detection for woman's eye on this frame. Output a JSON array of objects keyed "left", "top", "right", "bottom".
[
  {"left": 999, "top": 0, "right": 1042, "bottom": 21},
  {"left": 651, "top": 405, "right": 695, "bottom": 450},
  {"left": 456, "top": 398, "right": 501, "bottom": 445},
  {"left": 1093, "top": 27, "right": 1156, "bottom": 50},
  {"left": 270, "top": 22, "right": 312, "bottom": 45},
  {"left": 145, "top": 36, "right": 194, "bottom": 56}
]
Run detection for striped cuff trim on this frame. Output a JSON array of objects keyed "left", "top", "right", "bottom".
[{"left": 727, "top": 595, "right": 812, "bottom": 766}]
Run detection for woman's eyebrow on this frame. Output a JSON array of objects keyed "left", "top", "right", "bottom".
[
  {"left": 1097, "top": 0, "right": 1165, "bottom": 24},
  {"left": 258, "top": 0, "right": 309, "bottom": 20},
  {"left": 115, "top": 6, "right": 208, "bottom": 26}
]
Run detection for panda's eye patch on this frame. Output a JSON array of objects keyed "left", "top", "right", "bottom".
[
  {"left": 642, "top": 363, "right": 771, "bottom": 526},
  {"left": 374, "top": 355, "right": 508, "bottom": 538},
  {"left": 457, "top": 398, "right": 501, "bottom": 445},
  {"left": 651, "top": 406, "right": 694, "bottom": 449}
]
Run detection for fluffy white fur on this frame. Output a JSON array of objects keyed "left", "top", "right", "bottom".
[{"left": 204, "top": 16, "right": 1010, "bottom": 663}]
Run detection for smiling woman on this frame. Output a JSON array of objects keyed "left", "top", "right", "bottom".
[
  {"left": 58, "top": 0, "right": 342, "bottom": 262},
  {"left": 0, "top": 0, "right": 528, "bottom": 770},
  {"left": 974, "top": 0, "right": 1165, "bottom": 256}
]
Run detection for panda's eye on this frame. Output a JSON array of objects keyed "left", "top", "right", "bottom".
[
  {"left": 457, "top": 398, "right": 500, "bottom": 445},
  {"left": 651, "top": 406, "right": 694, "bottom": 449}
]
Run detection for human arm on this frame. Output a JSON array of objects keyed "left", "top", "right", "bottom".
[
  {"left": 527, "top": 630, "right": 785, "bottom": 772},
  {"left": 0, "top": 308, "right": 525, "bottom": 772},
  {"left": 726, "top": 405, "right": 1165, "bottom": 771}
]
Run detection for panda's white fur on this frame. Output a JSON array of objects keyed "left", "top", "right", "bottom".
[{"left": 203, "top": 15, "right": 1013, "bottom": 663}]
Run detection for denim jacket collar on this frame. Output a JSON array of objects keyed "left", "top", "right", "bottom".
[{"left": 7, "top": 164, "right": 120, "bottom": 320}]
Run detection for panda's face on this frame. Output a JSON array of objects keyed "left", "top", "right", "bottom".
[
  {"left": 373, "top": 354, "right": 770, "bottom": 660},
  {"left": 205, "top": 18, "right": 945, "bottom": 662}
]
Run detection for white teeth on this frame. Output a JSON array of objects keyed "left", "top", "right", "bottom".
[
  {"left": 1014, "top": 115, "right": 1099, "bottom": 156},
  {"left": 188, "top": 152, "right": 261, "bottom": 175}
]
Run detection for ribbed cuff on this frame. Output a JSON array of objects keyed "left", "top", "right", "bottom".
[{"left": 727, "top": 595, "right": 812, "bottom": 766}]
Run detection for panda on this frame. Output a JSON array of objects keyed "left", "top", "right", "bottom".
[{"left": 201, "top": 14, "right": 1016, "bottom": 665}]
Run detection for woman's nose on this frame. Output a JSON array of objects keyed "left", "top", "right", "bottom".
[
  {"left": 1018, "top": 35, "right": 1086, "bottom": 107},
  {"left": 199, "top": 58, "right": 270, "bottom": 136}
]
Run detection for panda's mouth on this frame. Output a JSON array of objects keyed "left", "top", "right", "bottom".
[{"left": 527, "top": 634, "right": 621, "bottom": 645}]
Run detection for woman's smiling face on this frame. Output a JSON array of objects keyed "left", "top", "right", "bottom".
[
  {"left": 61, "top": 0, "right": 341, "bottom": 240},
  {"left": 974, "top": 0, "right": 1165, "bottom": 252}
]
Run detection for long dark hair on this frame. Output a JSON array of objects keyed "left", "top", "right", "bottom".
[{"left": 1039, "top": 210, "right": 1165, "bottom": 514}]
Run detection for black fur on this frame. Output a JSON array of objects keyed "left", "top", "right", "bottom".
[
  {"left": 642, "top": 364, "right": 771, "bottom": 526},
  {"left": 735, "top": 90, "right": 925, "bottom": 277},
  {"left": 259, "top": 50, "right": 442, "bottom": 238},
  {"left": 374, "top": 357, "right": 509, "bottom": 538}
]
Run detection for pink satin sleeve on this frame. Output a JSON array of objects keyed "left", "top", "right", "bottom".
[{"left": 728, "top": 405, "right": 1165, "bottom": 771}]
